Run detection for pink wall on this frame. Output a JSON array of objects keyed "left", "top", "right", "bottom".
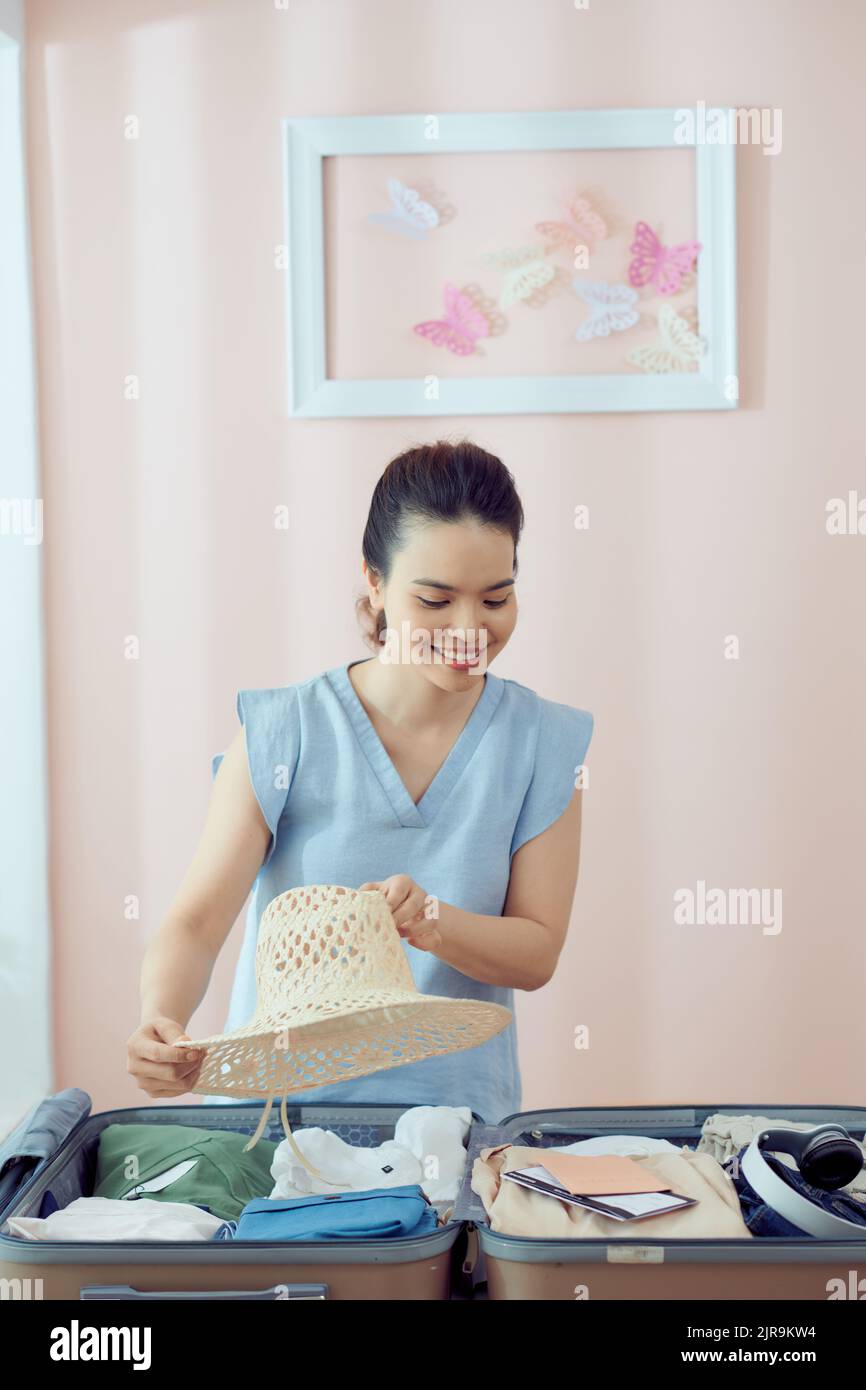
[{"left": 26, "top": 0, "right": 866, "bottom": 1116}]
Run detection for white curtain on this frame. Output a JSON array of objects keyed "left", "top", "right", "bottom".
[{"left": 0, "top": 0, "right": 52, "bottom": 1139}]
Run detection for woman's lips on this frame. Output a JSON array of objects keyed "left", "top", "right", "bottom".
[{"left": 430, "top": 643, "right": 483, "bottom": 668}]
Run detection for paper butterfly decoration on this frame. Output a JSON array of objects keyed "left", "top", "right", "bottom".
[
  {"left": 628, "top": 221, "right": 701, "bottom": 296},
  {"left": 537, "top": 196, "right": 608, "bottom": 252},
  {"left": 459, "top": 283, "right": 509, "bottom": 339},
  {"left": 413, "top": 283, "right": 491, "bottom": 356},
  {"left": 573, "top": 280, "right": 639, "bottom": 341},
  {"left": 625, "top": 303, "right": 704, "bottom": 373},
  {"left": 481, "top": 244, "right": 555, "bottom": 309},
  {"left": 368, "top": 177, "right": 440, "bottom": 239}
]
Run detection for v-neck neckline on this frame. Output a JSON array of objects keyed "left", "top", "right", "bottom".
[{"left": 327, "top": 658, "right": 503, "bottom": 829}]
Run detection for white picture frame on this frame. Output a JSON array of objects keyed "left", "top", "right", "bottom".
[{"left": 282, "top": 108, "right": 738, "bottom": 417}]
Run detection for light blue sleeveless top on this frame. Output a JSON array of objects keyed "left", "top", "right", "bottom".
[{"left": 207, "top": 661, "right": 593, "bottom": 1124}]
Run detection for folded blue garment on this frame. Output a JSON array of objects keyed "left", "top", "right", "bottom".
[{"left": 217, "top": 1185, "right": 438, "bottom": 1242}]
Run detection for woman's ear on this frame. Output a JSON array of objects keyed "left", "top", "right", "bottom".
[
  {"left": 355, "top": 595, "right": 381, "bottom": 651},
  {"left": 361, "top": 560, "right": 385, "bottom": 616},
  {"left": 356, "top": 561, "right": 386, "bottom": 651}
]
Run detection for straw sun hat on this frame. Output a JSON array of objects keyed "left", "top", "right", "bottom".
[{"left": 177, "top": 884, "right": 511, "bottom": 1166}]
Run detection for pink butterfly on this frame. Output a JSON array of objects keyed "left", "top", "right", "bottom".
[
  {"left": 628, "top": 221, "right": 701, "bottom": 296},
  {"left": 536, "top": 196, "right": 607, "bottom": 252},
  {"left": 413, "top": 283, "right": 491, "bottom": 356}
]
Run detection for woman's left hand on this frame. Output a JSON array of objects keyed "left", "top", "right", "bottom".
[{"left": 358, "top": 874, "right": 442, "bottom": 953}]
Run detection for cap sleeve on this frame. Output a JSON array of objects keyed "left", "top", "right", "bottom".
[
  {"left": 211, "top": 686, "right": 300, "bottom": 868},
  {"left": 510, "top": 698, "right": 594, "bottom": 857}
]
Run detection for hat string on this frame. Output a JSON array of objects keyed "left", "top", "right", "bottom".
[
  {"left": 279, "top": 1094, "right": 343, "bottom": 1186},
  {"left": 241, "top": 1083, "right": 349, "bottom": 1188},
  {"left": 243, "top": 1088, "right": 276, "bottom": 1152}
]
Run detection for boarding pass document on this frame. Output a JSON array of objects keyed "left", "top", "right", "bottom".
[{"left": 502, "top": 1166, "right": 698, "bottom": 1221}]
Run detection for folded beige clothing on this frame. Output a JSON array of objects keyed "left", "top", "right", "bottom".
[
  {"left": 471, "top": 1143, "right": 752, "bottom": 1239},
  {"left": 5, "top": 1197, "right": 225, "bottom": 1242},
  {"left": 696, "top": 1113, "right": 866, "bottom": 1199}
]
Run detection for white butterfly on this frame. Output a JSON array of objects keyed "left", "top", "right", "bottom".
[
  {"left": 573, "top": 280, "right": 639, "bottom": 341},
  {"left": 481, "top": 243, "right": 555, "bottom": 310},
  {"left": 368, "top": 177, "right": 440, "bottom": 239},
  {"left": 626, "top": 302, "right": 705, "bottom": 373}
]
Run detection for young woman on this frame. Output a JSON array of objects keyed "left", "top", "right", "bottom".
[{"left": 127, "top": 440, "right": 594, "bottom": 1124}]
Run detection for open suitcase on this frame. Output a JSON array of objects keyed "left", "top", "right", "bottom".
[
  {"left": 4, "top": 1094, "right": 866, "bottom": 1300},
  {"left": 0, "top": 1092, "right": 472, "bottom": 1301},
  {"left": 451, "top": 1103, "right": 866, "bottom": 1300}
]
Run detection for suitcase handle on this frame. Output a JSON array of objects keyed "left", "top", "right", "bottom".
[{"left": 80, "top": 1283, "right": 329, "bottom": 1301}]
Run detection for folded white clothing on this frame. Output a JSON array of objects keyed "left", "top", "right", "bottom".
[
  {"left": 4, "top": 1196, "right": 225, "bottom": 1242},
  {"left": 393, "top": 1104, "right": 473, "bottom": 1204},
  {"left": 269, "top": 1104, "right": 473, "bottom": 1207},
  {"left": 270, "top": 1128, "right": 422, "bottom": 1198},
  {"left": 548, "top": 1134, "right": 681, "bottom": 1158}
]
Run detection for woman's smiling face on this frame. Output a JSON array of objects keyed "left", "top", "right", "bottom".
[{"left": 367, "top": 518, "right": 519, "bottom": 691}]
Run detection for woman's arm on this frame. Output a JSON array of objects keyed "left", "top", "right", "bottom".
[
  {"left": 127, "top": 726, "right": 271, "bottom": 1096},
  {"left": 366, "top": 788, "right": 585, "bottom": 992}
]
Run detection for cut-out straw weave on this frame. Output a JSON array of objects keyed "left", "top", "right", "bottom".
[{"left": 178, "top": 885, "right": 511, "bottom": 1166}]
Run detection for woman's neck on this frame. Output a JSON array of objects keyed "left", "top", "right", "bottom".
[{"left": 349, "top": 654, "right": 486, "bottom": 735}]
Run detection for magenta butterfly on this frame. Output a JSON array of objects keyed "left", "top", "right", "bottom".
[
  {"left": 413, "top": 283, "right": 491, "bottom": 356},
  {"left": 628, "top": 221, "right": 701, "bottom": 296}
]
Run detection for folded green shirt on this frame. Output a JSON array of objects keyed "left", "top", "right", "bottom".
[{"left": 94, "top": 1123, "right": 277, "bottom": 1222}]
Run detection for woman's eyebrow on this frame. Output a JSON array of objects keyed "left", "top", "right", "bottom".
[{"left": 412, "top": 578, "right": 516, "bottom": 592}]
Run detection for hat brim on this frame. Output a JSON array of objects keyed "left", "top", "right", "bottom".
[{"left": 178, "top": 995, "right": 512, "bottom": 1099}]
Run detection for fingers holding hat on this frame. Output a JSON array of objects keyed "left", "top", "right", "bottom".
[
  {"left": 359, "top": 874, "right": 431, "bottom": 931},
  {"left": 126, "top": 1017, "right": 209, "bottom": 1098}
]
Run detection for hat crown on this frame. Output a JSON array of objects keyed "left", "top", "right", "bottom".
[
  {"left": 182, "top": 881, "right": 512, "bottom": 1103},
  {"left": 253, "top": 885, "right": 416, "bottom": 1022}
]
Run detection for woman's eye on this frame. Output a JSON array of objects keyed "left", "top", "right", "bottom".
[{"left": 417, "top": 595, "right": 510, "bottom": 609}]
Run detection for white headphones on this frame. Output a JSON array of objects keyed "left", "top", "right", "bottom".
[{"left": 740, "top": 1125, "right": 866, "bottom": 1239}]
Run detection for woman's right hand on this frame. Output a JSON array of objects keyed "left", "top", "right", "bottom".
[{"left": 126, "top": 1017, "right": 207, "bottom": 1098}]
